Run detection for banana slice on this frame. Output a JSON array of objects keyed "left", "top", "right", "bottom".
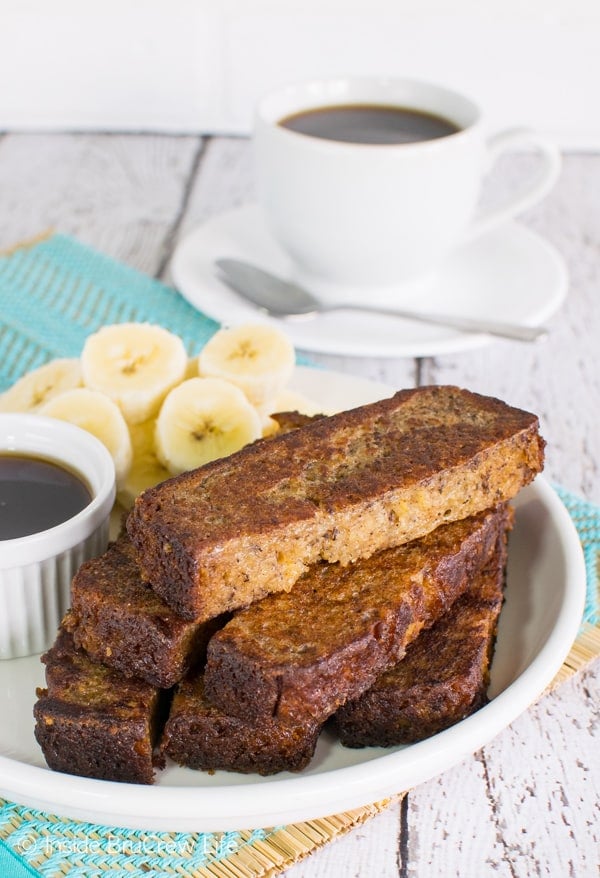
[
  {"left": 81, "top": 322, "right": 188, "bottom": 424},
  {"left": 184, "top": 356, "right": 199, "bottom": 380},
  {"left": 40, "top": 388, "right": 133, "bottom": 488},
  {"left": 117, "top": 419, "right": 171, "bottom": 509},
  {"left": 155, "top": 377, "right": 262, "bottom": 475},
  {"left": 197, "top": 324, "right": 295, "bottom": 414},
  {"left": 0, "top": 358, "right": 82, "bottom": 412}
]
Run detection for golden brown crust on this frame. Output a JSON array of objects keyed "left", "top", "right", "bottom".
[
  {"left": 335, "top": 536, "right": 507, "bottom": 747},
  {"left": 33, "top": 629, "right": 166, "bottom": 784},
  {"left": 269, "top": 410, "right": 326, "bottom": 434},
  {"left": 161, "top": 674, "right": 321, "bottom": 776},
  {"left": 68, "top": 537, "right": 226, "bottom": 688},
  {"left": 127, "top": 386, "right": 543, "bottom": 621},
  {"left": 203, "top": 505, "right": 513, "bottom": 726}
]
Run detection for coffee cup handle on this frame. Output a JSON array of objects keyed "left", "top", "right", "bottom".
[{"left": 464, "top": 128, "right": 561, "bottom": 242}]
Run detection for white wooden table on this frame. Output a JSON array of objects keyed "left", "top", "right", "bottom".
[{"left": 0, "top": 133, "right": 598, "bottom": 876}]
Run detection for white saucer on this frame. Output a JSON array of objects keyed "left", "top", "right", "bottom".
[{"left": 171, "top": 204, "right": 568, "bottom": 359}]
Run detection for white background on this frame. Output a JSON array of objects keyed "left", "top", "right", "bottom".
[{"left": 0, "top": 0, "right": 598, "bottom": 147}]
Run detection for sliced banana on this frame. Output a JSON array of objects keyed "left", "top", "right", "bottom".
[
  {"left": 0, "top": 358, "right": 82, "bottom": 413},
  {"left": 81, "top": 322, "right": 188, "bottom": 424},
  {"left": 117, "top": 418, "right": 171, "bottom": 509},
  {"left": 155, "top": 377, "right": 262, "bottom": 475},
  {"left": 197, "top": 324, "right": 295, "bottom": 414},
  {"left": 40, "top": 388, "right": 133, "bottom": 488},
  {"left": 184, "top": 356, "right": 199, "bottom": 380}
]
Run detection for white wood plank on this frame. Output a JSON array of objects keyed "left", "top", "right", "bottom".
[
  {"left": 406, "top": 755, "right": 514, "bottom": 877},
  {"left": 477, "top": 658, "right": 600, "bottom": 877},
  {"left": 177, "top": 136, "right": 257, "bottom": 237},
  {"left": 422, "top": 154, "right": 600, "bottom": 501},
  {"left": 283, "top": 798, "right": 403, "bottom": 878},
  {"left": 404, "top": 661, "right": 600, "bottom": 877},
  {"left": 0, "top": 133, "right": 200, "bottom": 276}
]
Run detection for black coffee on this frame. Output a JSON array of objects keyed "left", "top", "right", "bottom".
[{"left": 278, "top": 104, "right": 460, "bottom": 145}]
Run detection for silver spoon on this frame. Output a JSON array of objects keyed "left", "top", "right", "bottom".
[{"left": 215, "top": 258, "right": 548, "bottom": 343}]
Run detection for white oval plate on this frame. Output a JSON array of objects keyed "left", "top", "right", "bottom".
[
  {"left": 170, "top": 204, "right": 568, "bottom": 359},
  {"left": 0, "top": 368, "right": 585, "bottom": 832}
]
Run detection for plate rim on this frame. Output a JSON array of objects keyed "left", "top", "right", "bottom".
[
  {"left": 0, "top": 369, "right": 585, "bottom": 832},
  {"left": 170, "top": 204, "right": 568, "bottom": 359}
]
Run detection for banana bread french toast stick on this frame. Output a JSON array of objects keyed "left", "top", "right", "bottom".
[
  {"left": 127, "top": 386, "right": 543, "bottom": 621},
  {"left": 161, "top": 674, "right": 321, "bottom": 776},
  {"left": 335, "top": 534, "right": 507, "bottom": 747},
  {"left": 203, "top": 505, "right": 513, "bottom": 725},
  {"left": 67, "top": 537, "right": 226, "bottom": 689},
  {"left": 34, "top": 629, "right": 166, "bottom": 784}
]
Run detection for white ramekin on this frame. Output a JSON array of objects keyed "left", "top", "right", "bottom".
[{"left": 0, "top": 414, "right": 116, "bottom": 659}]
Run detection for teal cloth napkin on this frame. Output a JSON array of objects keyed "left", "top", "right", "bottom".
[
  {"left": 0, "top": 234, "right": 222, "bottom": 392},
  {"left": 0, "top": 235, "right": 598, "bottom": 878},
  {"left": 0, "top": 839, "right": 40, "bottom": 878}
]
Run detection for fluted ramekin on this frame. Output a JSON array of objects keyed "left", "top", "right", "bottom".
[{"left": 0, "top": 414, "right": 115, "bottom": 659}]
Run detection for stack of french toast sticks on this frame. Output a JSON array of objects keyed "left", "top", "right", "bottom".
[{"left": 34, "top": 385, "right": 545, "bottom": 783}]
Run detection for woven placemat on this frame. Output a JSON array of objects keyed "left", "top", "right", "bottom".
[
  {"left": 0, "top": 235, "right": 598, "bottom": 878},
  {"left": 0, "top": 798, "right": 399, "bottom": 878}
]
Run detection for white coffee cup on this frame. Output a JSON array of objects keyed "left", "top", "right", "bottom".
[{"left": 253, "top": 76, "right": 561, "bottom": 300}]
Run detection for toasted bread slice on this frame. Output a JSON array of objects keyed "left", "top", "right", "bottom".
[
  {"left": 66, "top": 412, "right": 321, "bottom": 690},
  {"left": 34, "top": 629, "right": 166, "bottom": 784},
  {"left": 203, "top": 505, "right": 513, "bottom": 726},
  {"left": 161, "top": 674, "right": 321, "bottom": 776},
  {"left": 335, "top": 536, "right": 507, "bottom": 747},
  {"left": 127, "top": 386, "right": 543, "bottom": 621},
  {"left": 67, "top": 537, "right": 226, "bottom": 689}
]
